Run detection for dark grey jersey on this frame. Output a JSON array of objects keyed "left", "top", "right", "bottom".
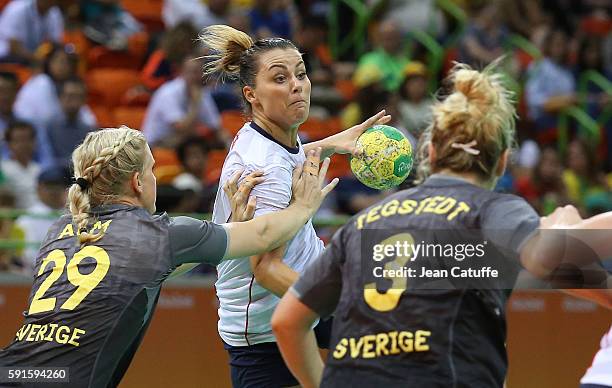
[
  {"left": 0, "top": 204, "right": 227, "bottom": 388},
  {"left": 292, "top": 174, "right": 540, "bottom": 388}
]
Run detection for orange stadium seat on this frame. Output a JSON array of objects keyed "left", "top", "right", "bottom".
[
  {"left": 87, "top": 33, "right": 149, "bottom": 71},
  {"left": 327, "top": 154, "right": 352, "bottom": 179},
  {"left": 0, "top": 0, "right": 9, "bottom": 11},
  {"left": 154, "top": 165, "right": 183, "bottom": 184},
  {"left": 221, "top": 110, "right": 247, "bottom": 137},
  {"left": 204, "top": 149, "right": 228, "bottom": 184},
  {"left": 113, "top": 106, "right": 147, "bottom": 130},
  {"left": 86, "top": 69, "right": 141, "bottom": 107},
  {"left": 299, "top": 117, "right": 331, "bottom": 141},
  {"left": 152, "top": 147, "right": 180, "bottom": 168},
  {"left": 90, "top": 105, "right": 115, "bottom": 128},
  {"left": 0, "top": 63, "right": 32, "bottom": 86},
  {"left": 121, "top": 0, "right": 164, "bottom": 31}
]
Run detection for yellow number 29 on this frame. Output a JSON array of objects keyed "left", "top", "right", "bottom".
[{"left": 28, "top": 246, "right": 110, "bottom": 315}]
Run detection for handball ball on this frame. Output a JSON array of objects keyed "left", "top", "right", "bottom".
[{"left": 350, "top": 125, "right": 413, "bottom": 190}]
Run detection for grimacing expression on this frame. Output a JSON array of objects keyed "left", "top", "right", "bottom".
[{"left": 248, "top": 48, "right": 311, "bottom": 129}]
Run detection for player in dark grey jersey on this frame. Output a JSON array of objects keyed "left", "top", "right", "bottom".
[
  {"left": 0, "top": 127, "right": 337, "bottom": 388},
  {"left": 270, "top": 63, "right": 612, "bottom": 388}
]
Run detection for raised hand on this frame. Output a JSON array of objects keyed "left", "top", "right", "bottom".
[
  {"left": 224, "top": 169, "right": 264, "bottom": 222},
  {"left": 291, "top": 147, "right": 339, "bottom": 215}
]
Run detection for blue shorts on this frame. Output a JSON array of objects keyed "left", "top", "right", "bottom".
[{"left": 224, "top": 318, "right": 333, "bottom": 388}]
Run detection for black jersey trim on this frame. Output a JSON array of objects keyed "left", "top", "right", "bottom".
[
  {"left": 244, "top": 275, "right": 255, "bottom": 346},
  {"left": 250, "top": 121, "right": 300, "bottom": 154}
]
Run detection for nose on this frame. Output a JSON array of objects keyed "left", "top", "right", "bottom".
[{"left": 291, "top": 75, "right": 303, "bottom": 94}]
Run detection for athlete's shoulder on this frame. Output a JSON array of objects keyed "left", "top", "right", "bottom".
[{"left": 229, "top": 123, "right": 300, "bottom": 167}]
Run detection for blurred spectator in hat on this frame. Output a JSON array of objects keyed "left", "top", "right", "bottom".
[
  {"left": 163, "top": 0, "right": 230, "bottom": 30},
  {"left": 458, "top": 1, "right": 509, "bottom": 67},
  {"left": 0, "top": 187, "right": 25, "bottom": 274},
  {"left": 81, "top": 0, "right": 142, "bottom": 51},
  {"left": 1, "top": 121, "right": 41, "bottom": 209},
  {"left": 398, "top": 61, "right": 433, "bottom": 137},
  {"left": 356, "top": 19, "right": 409, "bottom": 91},
  {"left": 0, "top": 0, "right": 64, "bottom": 64},
  {"left": 46, "top": 77, "right": 95, "bottom": 168},
  {"left": 340, "top": 65, "right": 390, "bottom": 129},
  {"left": 16, "top": 165, "right": 70, "bottom": 274},
  {"left": 142, "top": 54, "right": 225, "bottom": 148},
  {"left": 525, "top": 28, "right": 577, "bottom": 133},
  {"left": 14, "top": 44, "right": 97, "bottom": 132},
  {"left": 141, "top": 21, "right": 198, "bottom": 91},
  {"left": 172, "top": 136, "right": 217, "bottom": 213}
]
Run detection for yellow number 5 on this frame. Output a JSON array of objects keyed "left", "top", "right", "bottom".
[{"left": 28, "top": 246, "right": 110, "bottom": 315}]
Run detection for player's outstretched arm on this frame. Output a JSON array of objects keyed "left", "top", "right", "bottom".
[
  {"left": 223, "top": 148, "right": 339, "bottom": 259},
  {"left": 271, "top": 291, "right": 324, "bottom": 388},
  {"left": 521, "top": 206, "right": 612, "bottom": 291},
  {"left": 303, "top": 109, "right": 391, "bottom": 159}
]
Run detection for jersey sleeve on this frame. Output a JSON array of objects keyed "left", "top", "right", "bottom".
[
  {"left": 481, "top": 196, "right": 540, "bottom": 255},
  {"left": 168, "top": 216, "right": 229, "bottom": 267},
  {"left": 249, "top": 163, "right": 293, "bottom": 217},
  {"left": 290, "top": 226, "right": 346, "bottom": 318}
]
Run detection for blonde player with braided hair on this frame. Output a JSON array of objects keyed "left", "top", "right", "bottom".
[
  {"left": 272, "top": 62, "right": 612, "bottom": 388},
  {"left": 0, "top": 126, "right": 337, "bottom": 387}
]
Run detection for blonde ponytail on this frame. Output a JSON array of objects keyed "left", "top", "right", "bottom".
[
  {"left": 199, "top": 25, "right": 254, "bottom": 79},
  {"left": 417, "top": 60, "right": 516, "bottom": 182}
]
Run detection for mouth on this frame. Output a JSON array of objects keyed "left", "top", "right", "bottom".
[{"left": 290, "top": 100, "right": 307, "bottom": 106}]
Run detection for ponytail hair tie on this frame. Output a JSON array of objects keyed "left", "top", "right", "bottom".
[
  {"left": 75, "top": 177, "right": 91, "bottom": 190},
  {"left": 451, "top": 140, "right": 480, "bottom": 155}
]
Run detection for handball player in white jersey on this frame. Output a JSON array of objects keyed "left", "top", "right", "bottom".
[{"left": 200, "top": 25, "right": 391, "bottom": 387}]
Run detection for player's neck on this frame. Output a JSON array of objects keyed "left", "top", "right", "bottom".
[
  {"left": 114, "top": 197, "right": 146, "bottom": 211},
  {"left": 435, "top": 169, "right": 496, "bottom": 189},
  {"left": 252, "top": 115, "right": 298, "bottom": 148}
]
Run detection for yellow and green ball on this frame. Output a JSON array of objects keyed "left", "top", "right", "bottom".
[{"left": 350, "top": 125, "right": 413, "bottom": 190}]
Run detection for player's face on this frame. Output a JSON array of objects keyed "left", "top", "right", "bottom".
[
  {"left": 249, "top": 48, "right": 311, "bottom": 129},
  {"left": 140, "top": 146, "right": 157, "bottom": 214}
]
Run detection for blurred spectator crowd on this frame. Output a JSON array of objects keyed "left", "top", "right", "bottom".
[{"left": 0, "top": 0, "right": 610, "bottom": 275}]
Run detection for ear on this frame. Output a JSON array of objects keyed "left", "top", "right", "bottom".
[
  {"left": 495, "top": 149, "right": 510, "bottom": 177},
  {"left": 243, "top": 85, "right": 256, "bottom": 105},
  {"left": 428, "top": 142, "right": 436, "bottom": 168},
  {"left": 131, "top": 171, "right": 143, "bottom": 195}
]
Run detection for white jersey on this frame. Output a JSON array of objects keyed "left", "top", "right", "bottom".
[
  {"left": 213, "top": 122, "right": 325, "bottom": 347},
  {"left": 581, "top": 324, "right": 612, "bottom": 386}
]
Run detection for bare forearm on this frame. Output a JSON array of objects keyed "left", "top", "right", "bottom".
[
  {"left": 224, "top": 204, "right": 311, "bottom": 259},
  {"left": 254, "top": 259, "right": 298, "bottom": 297},
  {"left": 304, "top": 139, "right": 335, "bottom": 160},
  {"left": 272, "top": 293, "right": 324, "bottom": 388}
]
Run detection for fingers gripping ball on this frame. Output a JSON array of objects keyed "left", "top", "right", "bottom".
[{"left": 350, "top": 125, "right": 413, "bottom": 190}]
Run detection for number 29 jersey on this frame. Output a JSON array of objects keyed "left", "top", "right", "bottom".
[{"left": 0, "top": 204, "right": 228, "bottom": 388}]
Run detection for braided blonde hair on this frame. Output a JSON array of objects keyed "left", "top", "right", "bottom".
[
  {"left": 416, "top": 61, "right": 517, "bottom": 183},
  {"left": 68, "top": 126, "right": 147, "bottom": 244}
]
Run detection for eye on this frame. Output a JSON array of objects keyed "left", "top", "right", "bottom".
[
  {"left": 275, "top": 75, "right": 286, "bottom": 83},
  {"left": 297, "top": 72, "right": 307, "bottom": 80}
]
